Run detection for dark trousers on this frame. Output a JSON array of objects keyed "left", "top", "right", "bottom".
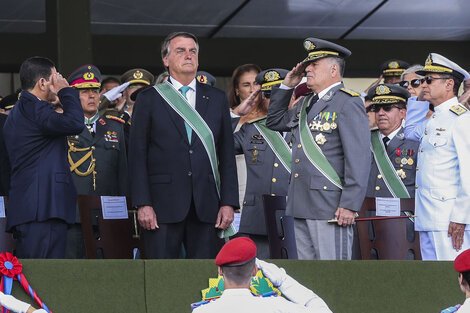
[
  {"left": 14, "top": 219, "right": 68, "bottom": 259},
  {"left": 143, "top": 202, "right": 216, "bottom": 259},
  {"left": 66, "top": 223, "right": 86, "bottom": 259}
]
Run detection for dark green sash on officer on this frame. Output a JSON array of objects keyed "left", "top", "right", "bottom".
[
  {"left": 370, "top": 130, "right": 410, "bottom": 198},
  {"left": 299, "top": 94, "right": 342, "bottom": 189},
  {"left": 154, "top": 82, "right": 220, "bottom": 198},
  {"left": 253, "top": 119, "right": 292, "bottom": 173}
]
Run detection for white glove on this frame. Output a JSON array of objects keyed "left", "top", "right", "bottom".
[
  {"left": 256, "top": 259, "right": 332, "bottom": 312},
  {"left": 256, "top": 258, "right": 288, "bottom": 287},
  {"left": 103, "top": 82, "right": 130, "bottom": 101},
  {"left": 0, "top": 291, "right": 31, "bottom": 313},
  {"left": 33, "top": 309, "right": 48, "bottom": 313}
]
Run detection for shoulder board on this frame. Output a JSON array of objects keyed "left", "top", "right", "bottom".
[
  {"left": 105, "top": 115, "right": 125, "bottom": 124},
  {"left": 449, "top": 104, "right": 467, "bottom": 116},
  {"left": 340, "top": 88, "right": 360, "bottom": 97},
  {"left": 247, "top": 115, "right": 267, "bottom": 124}
]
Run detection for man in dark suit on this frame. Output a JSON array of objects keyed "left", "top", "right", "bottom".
[
  {"left": 3, "top": 57, "right": 84, "bottom": 258},
  {"left": 129, "top": 32, "right": 238, "bottom": 259},
  {"left": 0, "top": 113, "right": 10, "bottom": 196}
]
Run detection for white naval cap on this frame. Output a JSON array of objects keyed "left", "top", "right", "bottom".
[{"left": 417, "top": 53, "right": 470, "bottom": 82}]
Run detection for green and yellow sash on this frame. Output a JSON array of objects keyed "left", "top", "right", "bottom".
[
  {"left": 299, "top": 95, "right": 342, "bottom": 189},
  {"left": 370, "top": 130, "right": 410, "bottom": 198},
  {"left": 154, "top": 82, "right": 220, "bottom": 197},
  {"left": 253, "top": 119, "right": 292, "bottom": 173}
]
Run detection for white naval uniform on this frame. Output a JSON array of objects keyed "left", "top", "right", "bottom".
[
  {"left": 405, "top": 96, "right": 470, "bottom": 260},
  {"left": 459, "top": 298, "right": 470, "bottom": 313},
  {"left": 192, "top": 288, "right": 332, "bottom": 313}
]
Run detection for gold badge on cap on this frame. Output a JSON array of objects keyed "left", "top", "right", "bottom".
[
  {"left": 264, "top": 71, "right": 280, "bottom": 82},
  {"left": 83, "top": 72, "right": 95, "bottom": 81},
  {"left": 197, "top": 75, "right": 208, "bottom": 84},
  {"left": 304, "top": 40, "right": 315, "bottom": 51},
  {"left": 388, "top": 61, "right": 399, "bottom": 69},
  {"left": 376, "top": 85, "right": 391, "bottom": 95},
  {"left": 425, "top": 55, "right": 432, "bottom": 66},
  {"left": 133, "top": 70, "right": 143, "bottom": 79}
]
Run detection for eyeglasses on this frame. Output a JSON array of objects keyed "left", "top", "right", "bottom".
[
  {"left": 399, "top": 79, "right": 421, "bottom": 88},
  {"left": 370, "top": 104, "right": 403, "bottom": 113},
  {"left": 421, "top": 76, "right": 451, "bottom": 85}
]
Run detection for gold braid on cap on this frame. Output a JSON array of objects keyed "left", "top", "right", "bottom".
[{"left": 372, "top": 95, "right": 407, "bottom": 104}]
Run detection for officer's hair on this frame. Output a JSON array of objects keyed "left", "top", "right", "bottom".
[
  {"left": 401, "top": 65, "right": 424, "bottom": 81},
  {"left": 438, "top": 73, "right": 462, "bottom": 96},
  {"left": 100, "top": 76, "right": 120, "bottom": 91},
  {"left": 161, "top": 32, "right": 199, "bottom": 61},
  {"left": 461, "top": 271, "right": 470, "bottom": 288},
  {"left": 220, "top": 259, "right": 256, "bottom": 286},
  {"left": 328, "top": 57, "right": 345, "bottom": 77},
  {"left": 19, "top": 57, "right": 55, "bottom": 91}
]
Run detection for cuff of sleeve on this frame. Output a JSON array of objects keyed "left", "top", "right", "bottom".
[
  {"left": 230, "top": 110, "right": 240, "bottom": 118},
  {"left": 279, "top": 83, "right": 293, "bottom": 90}
]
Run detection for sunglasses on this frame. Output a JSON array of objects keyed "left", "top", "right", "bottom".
[
  {"left": 399, "top": 79, "right": 421, "bottom": 88},
  {"left": 421, "top": 76, "right": 451, "bottom": 85},
  {"left": 369, "top": 104, "right": 403, "bottom": 113}
]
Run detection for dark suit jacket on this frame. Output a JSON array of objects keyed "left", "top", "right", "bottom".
[
  {"left": 129, "top": 81, "right": 238, "bottom": 224},
  {"left": 4, "top": 88, "right": 85, "bottom": 231},
  {"left": 0, "top": 113, "right": 10, "bottom": 195}
]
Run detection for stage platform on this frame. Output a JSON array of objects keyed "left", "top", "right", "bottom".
[{"left": 10, "top": 259, "right": 462, "bottom": 313}]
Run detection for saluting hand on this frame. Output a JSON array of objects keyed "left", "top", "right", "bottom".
[
  {"left": 48, "top": 72, "right": 69, "bottom": 95},
  {"left": 232, "top": 85, "right": 261, "bottom": 116},
  {"left": 283, "top": 63, "right": 306, "bottom": 88},
  {"left": 215, "top": 205, "right": 234, "bottom": 230},
  {"left": 138, "top": 205, "right": 159, "bottom": 230}
]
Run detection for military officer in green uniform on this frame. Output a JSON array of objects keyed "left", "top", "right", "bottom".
[
  {"left": 233, "top": 68, "right": 290, "bottom": 258},
  {"left": 266, "top": 38, "right": 371, "bottom": 260},
  {"left": 366, "top": 84, "right": 419, "bottom": 198},
  {"left": 66, "top": 64, "right": 129, "bottom": 258}
]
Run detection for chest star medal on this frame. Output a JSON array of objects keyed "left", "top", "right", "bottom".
[
  {"left": 315, "top": 133, "right": 327, "bottom": 145},
  {"left": 396, "top": 169, "right": 406, "bottom": 180}
]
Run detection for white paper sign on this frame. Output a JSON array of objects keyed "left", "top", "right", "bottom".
[
  {"left": 233, "top": 212, "right": 241, "bottom": 233},
  {"left": 375, "top": 197, "right": 401, "bottom": 217},
  {"left": 0, "top": 197, "right": 5, "bottom": 218},
  {"left": 101, "top": 196, "right": 128, "bottom": 219}
]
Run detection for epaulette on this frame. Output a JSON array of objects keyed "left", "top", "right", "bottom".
[
  {"left": 340, "top": 88, "right": 360, "bottom": 97},
  {"left": 247, "top": 116, "right": 267, "bottom": 124},
  {"left": 449, "top": 104, "right": 467, "bottom": 116},
  {"left": 105, "top": 115, "right": 125, "bottom": 124}
]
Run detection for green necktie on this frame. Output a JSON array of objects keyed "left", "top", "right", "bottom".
[{"left": 179, "top": 86, "right": 192, "bottom": 142}]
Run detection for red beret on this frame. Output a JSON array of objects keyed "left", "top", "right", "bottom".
[
  {"left": 454, "top": 249, "right": 470, "bottom": 272},
  {"left": 215, "top": 237, "right": 257, "bottom": 267}
]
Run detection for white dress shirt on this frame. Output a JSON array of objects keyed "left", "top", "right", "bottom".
[{"left": 170, "top": 76, "right": 197, "bottom": 109}]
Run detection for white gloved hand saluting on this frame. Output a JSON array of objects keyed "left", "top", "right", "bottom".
[
  {"left": 0, "top": 291, "right": 32, "bottom": 313},
  {"left": 256, "top": 259, "right": 332, "bottom": 313},
  {"left": 103, "top": 82, "right": 130, "bottom": 101}
]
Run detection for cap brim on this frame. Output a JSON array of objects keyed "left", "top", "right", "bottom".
[{"left": 72, "top": 82, "right": 101, "bottom": 89}]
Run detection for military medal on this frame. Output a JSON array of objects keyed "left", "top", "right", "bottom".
[
  {"left": 253, "top": 150, "right": 258, "bottom": 156},
  {"left": 396, "top": 169, "right": 406, "bottom": 180},
  {"left": 315, "top": 133, "right": 327, "bottom": 145},
  {"left": 322, "top": 112, "right": 331, "bottom": 131},
  {"left": 251, "top": 157, "right": 257, "bottom": 163},
  {"left": 395, "top": 157, "right": 401, "bottom": 164},
  {"left": 401, "top": 158, "right": 407, "bottom": 165},
  {"left": 407, "top": 158, "right": 414, "bottom": 165},
  {"left": 330, "top": 112, "right": 337, "bottom": 130}
]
